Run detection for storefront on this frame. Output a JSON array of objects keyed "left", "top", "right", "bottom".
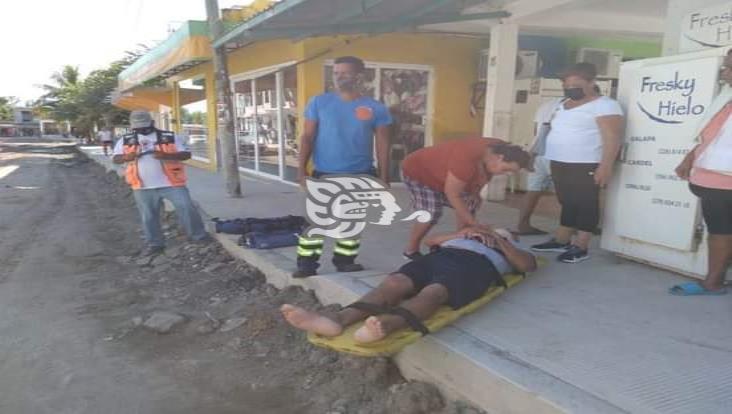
[
  {"left": 231, "top": 62, "right": 299, "bottom": 181},
  {"left": 220, "top": 32, "right": 484, "bottom": 184},
  {"left": 116, "top": 0, "right": 665, "bottom": 186}
]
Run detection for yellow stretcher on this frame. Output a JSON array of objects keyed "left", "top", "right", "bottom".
[{"left": 307, "top": 272, "right": 527, "bottom": 357}]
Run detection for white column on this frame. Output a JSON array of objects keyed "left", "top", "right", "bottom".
[
  {"left": 482, "top": 22, "right": 518, "bottom": 139},
  {"left": 275, "top": 70, "right": 285, "bottom": 180},
  {"left": 482, "top": 22, "right": 518, "bottom": 201}
]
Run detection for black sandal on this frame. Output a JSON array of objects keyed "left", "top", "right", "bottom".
[
  {"left": 389, "top": 307, "right": 430, "bottom": 336},
  {"left": 346, "top": 303, "right": 430, "bottom": 336},
  {"left": 345, "top": 301, "right": 391, "bottom": 315}
]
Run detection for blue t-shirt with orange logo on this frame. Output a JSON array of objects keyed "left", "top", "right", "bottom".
[{"left": 304, "top": 92, "right": 392, "bottom": 174}]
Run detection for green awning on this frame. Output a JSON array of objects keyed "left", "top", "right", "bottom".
[
  {"left": 214, "top": 0, "right": 507, "bottom": 49},
  {"left": 118, "top": 21, "right": 213, "bottom": 92}
]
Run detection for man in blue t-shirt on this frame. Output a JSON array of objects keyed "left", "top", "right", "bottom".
[{"left": 295, "top": 56, "right": 392, "bottom": 278}]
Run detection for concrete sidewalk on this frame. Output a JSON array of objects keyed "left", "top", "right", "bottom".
[{"left": 82, "top": 146, "right": 732, "bottom": 414}]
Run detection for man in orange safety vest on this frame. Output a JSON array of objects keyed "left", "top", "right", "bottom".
[{"left": 113, "top": 110, "right": 208, "bottom": 256}]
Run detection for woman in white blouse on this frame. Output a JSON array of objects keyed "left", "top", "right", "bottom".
[{"left": 531, "top": 63, "right": 625, "bottom": 263}]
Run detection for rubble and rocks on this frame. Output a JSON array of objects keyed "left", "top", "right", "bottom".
[
  {"left": 387, "top": 382, "right": 445, "bottom": 414},
  {"left": 135, "top": 256, "right": 154, "bottom": 267},
  {"left": 218, "top": 317, "right": 248, "bottom": 333},
  {"left": 74, "top": 154, "right": 486, "bottom": 414},
  {"left": 142, "top": 311, "right": 186, "bottom": 334}
]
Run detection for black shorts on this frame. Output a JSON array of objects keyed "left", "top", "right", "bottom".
[
  {"left": 396, "top": 248, "right": 504, "bottom": 309},
  {"left": 550, "top": 161, "right": 600, "bottom": 233},
  {"left": 689, "top": 184, "right": 732, "bottom": 235}
]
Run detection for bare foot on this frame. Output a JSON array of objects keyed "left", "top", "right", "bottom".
[
  {"left": 280, "top": 304, "right": 343, "bottom": 337},
  {"left": 353, "top": 316, "right": 388, "bottom": 343}
]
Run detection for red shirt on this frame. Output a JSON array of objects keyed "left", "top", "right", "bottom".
[{"left": 401, "top": 137, "right": 504, "bottom": 192}]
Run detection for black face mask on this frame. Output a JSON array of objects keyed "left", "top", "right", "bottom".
[{"left": 564, "top": 87, "right": 586, "bottom": 101}]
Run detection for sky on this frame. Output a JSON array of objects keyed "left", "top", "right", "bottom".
[{"left": 1, "top": 0, "right": 246, "bottom": 104}]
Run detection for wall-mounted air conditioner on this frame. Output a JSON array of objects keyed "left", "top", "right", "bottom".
[
  {"left": 576, "top": 48, "right": 623, "bottom": 79},
  {"left": 516, "top": 50, "right": 540, "bottom": 79},
  {"left": 477, "top": 49, "right": 540, "bottom": 81}
]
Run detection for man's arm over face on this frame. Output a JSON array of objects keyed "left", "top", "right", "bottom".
[{"left": 495, "top": 236, "right": 537, "bottom": 273}]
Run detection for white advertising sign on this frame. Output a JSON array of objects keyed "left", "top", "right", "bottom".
[
  {"left": 614, "top": 57, "right": 721, "bottom": 251},
  {"left": 680, "top": 3, "right": 732, "bottom": 52}
]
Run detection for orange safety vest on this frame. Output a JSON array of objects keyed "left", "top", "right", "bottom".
[{"left": 122, "top": 129, "right": 187, "bottom": 189}]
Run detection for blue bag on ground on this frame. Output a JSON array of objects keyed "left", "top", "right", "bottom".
[
  {"left": 212, "top": 218, "right": 248, "bottom": 234},
  {"left": 239, "top": 230, "right": 300, "bottom": 249},
  {"left": 212, "top": 215, "right": 307, "bottom": 235}
]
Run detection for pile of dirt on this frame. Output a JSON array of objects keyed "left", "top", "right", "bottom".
[{"left": 78, "top": 152, "right": 484, "bottom": 414}]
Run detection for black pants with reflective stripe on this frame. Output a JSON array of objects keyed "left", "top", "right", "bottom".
[
  {"left": 297, "top": 168, "right": 374, "bottom": 271},
  {"left": 297, "top": 236, "right": 360, "bottom": 271}
]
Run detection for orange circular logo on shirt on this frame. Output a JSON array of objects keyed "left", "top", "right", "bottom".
[{"left": 355, "top": 106, "right": 374, "bottom": 121}]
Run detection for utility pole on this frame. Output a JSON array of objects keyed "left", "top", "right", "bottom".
[{"left": 205, "top": 0, "right": 241, "bottom": 197}]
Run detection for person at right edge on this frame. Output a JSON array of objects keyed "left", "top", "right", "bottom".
[
  {"left": 670, "top": 49, "right": 732, "bottom": 296},
  {"left": 531, "top": 63, "right": 624, "bottom": 263},
  {"left": 294, "top": 56, "right": 392, "bottom": 278}
]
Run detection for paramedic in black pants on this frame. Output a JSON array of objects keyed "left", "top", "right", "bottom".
[{"left": 531, "top": 63, "right": 624, "bottom": 263}]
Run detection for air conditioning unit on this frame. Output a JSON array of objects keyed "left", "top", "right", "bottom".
[
  {"left": 477, "top": 49, "right": 490, "bottom": 81},
  {"left": 516, "top": 50, "right": 540, "bottom": 79},
  {"left": 576, "top": 48, "right": 623, "bottom": 79},
  {"left": 477, "top": 49, "right": 540, "bottom": 81}
]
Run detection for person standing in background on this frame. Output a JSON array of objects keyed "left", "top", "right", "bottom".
[
  {"left": 98, "top": 127, "right": 113, "bottom": 156},
  {"left": 294, "top": 56, "right": 392, "bottom": 278},
  {"left": 531, "top": 63, "right": 624, "bottom": 263},
  {"left": 670, "top": 49, "right": 732, "bottom": 296},
  {"left": 516, "top": 97, "right": 565, "bottom": 235},
  {"left": 113, "top": 110, "right": 208, "bottom": 256}
]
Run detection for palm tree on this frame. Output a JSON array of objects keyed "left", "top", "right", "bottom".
[
  {"left": 39, "top": 65, "right": 81, "bottom": 100},
  {"left": 0, "top": 96, "right": 19, "bottom": 121},
  {"left": 33, "top": 65, "right": 82, "bottom": 124},
  {"left": 32, "top": 48, "right": 147, "bottom": 133}
]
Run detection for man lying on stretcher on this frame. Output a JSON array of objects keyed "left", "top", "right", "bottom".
[{"left": 281, "top": 227, "right": 537, "bottom": 343}]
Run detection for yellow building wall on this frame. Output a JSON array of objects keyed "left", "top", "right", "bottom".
[
  {"left": 299, "top": 33, "right": 485, "bottom": 144},
  {"left": 166, "top": 34, "right": 485, "bottom": 171},
  {"left": 227, "top": 39, "right": 304, "bottom": 75}
]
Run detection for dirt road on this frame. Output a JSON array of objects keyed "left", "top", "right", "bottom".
[{"left": 0, "top": 139, "right": 478, "bottom": 414}]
